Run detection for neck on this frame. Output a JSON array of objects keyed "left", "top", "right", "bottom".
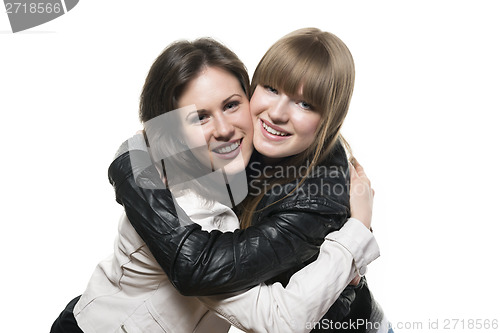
[{"left": 260, "top": 155, "right": 284, "bottom": 166}]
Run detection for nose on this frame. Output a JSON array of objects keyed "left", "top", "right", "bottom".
[
  {"left": 267, "top": 97, "right": 289, "bottom": 123},
  {"left": 212, "top": 114, "right": 235, "bottom": 140}
]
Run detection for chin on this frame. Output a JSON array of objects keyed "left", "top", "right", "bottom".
[{"left": 254, "top": 143, "right": 285, "bottom": 159}]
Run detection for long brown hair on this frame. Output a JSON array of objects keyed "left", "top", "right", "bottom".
[{"left": 240, "top": 28, "right": 355, "bottom": 228}]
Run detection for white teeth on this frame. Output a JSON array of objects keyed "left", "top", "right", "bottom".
[
  {"left": 213, "top": 141, "right": 240, "bottom": 154},
  {"left": 262, "top": 121, "right": 288, "bottom": 136}
]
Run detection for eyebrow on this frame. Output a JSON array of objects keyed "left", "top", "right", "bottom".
[
  {"left": 185, "top": 94, "right": 242, "bottom": 120},
  {"left": 222, "top": 93, "right": 241, "bottom": 105}
]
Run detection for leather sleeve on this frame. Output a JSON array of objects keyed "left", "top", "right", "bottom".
[{"left": 109, "top": 150, "right": 349, "bottom": 296}]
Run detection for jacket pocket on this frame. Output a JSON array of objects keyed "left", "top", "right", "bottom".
[{"left": 120, "top": 301, "right": 168, "bottom": 333}]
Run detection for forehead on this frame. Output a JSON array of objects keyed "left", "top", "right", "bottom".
[{"left": 178, "top": 67, "right": 243, "bottom": 108}]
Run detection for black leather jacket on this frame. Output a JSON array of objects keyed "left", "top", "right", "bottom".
[{"left": 108, "top": 142, "right": 372, "bottom": 330}]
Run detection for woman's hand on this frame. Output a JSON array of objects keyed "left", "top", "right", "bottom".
[
  {"left": 348, "top": 162, "right": 374, "bottom": 286},
  {"left": 349, "top": 162, "right": 374, "bottom": 231}
]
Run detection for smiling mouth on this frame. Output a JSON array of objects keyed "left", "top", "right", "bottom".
[
  {"left": 212, "top": 140, "right": 241, "bottom": 154},
  {"left": 261, "top": 119, "right": 290, "bottom": 136}
]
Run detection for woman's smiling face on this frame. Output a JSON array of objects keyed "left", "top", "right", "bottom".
[
  {"left": 177, "top": 66, "right": 253, "bottom": 175},
  {"left": 250, "top": 84, "right": 321, "bottom": 160}
]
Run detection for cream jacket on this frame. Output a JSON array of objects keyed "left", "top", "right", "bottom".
[{"left": 74, "top": 190, "right": 379, "bottom": 333}]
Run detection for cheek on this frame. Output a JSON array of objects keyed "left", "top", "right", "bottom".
[
  {"left": 294, "top": 113, "right": 322, "bottom": 140},
  {"left": 249, "top": 93, "right": 266, "bottom": 117},
  {"left": 240, "top": 107, "right": 253, "bottom": 133},
  {"left": 249, "top": 100, "right": 258, "bottom": 117},
  {"left": 183, "top": 126, "right": 211, "bottom": 149}
]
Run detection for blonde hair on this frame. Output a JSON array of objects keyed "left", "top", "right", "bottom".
[{"left": 240, "top": 28, "right": 355, "bottom": 228}]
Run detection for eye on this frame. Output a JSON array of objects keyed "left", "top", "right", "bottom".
[
  {"left": 188, "top": 112, "right": 210, "bottom": 125},
  {"left": 223, "top": 100, "right": 240, "bottom": 111},
  {"left": 198, "top": 114, "right": 210, "bottom": 124},
  {"left": 263, "top": 85, "right": 278, "bottom": 94},
  {"left": 297, "top": 101, "right": 313, "bottom": 110}
]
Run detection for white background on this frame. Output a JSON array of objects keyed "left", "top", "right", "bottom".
[{"left": 1, "top": 1, "right": 499, "bottom": 332}]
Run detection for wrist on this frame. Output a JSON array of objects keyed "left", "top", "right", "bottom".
[{"left": 350, "top": 215, "right": 371, "bottom": 230}]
